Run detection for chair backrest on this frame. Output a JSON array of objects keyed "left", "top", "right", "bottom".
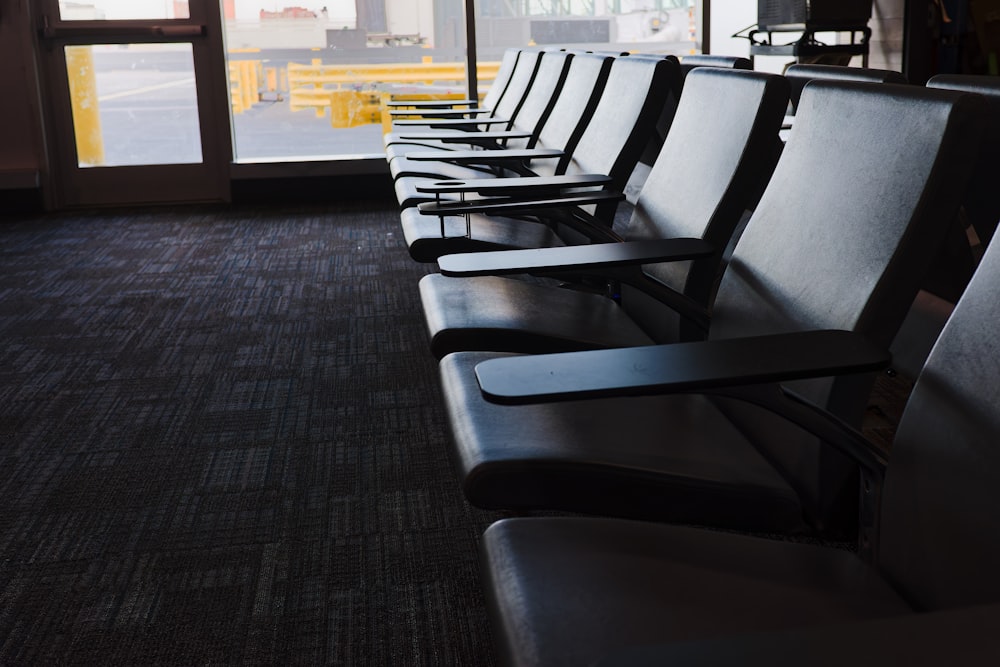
[
  {"left": 785, "top": 64, "right": 907, "bottom": 114},
  {"left": 673, "top": 54, "right": 752, "bottom": 109},
  {"left": 621, "top": 53, "right": 684, "bottom": 167},
  {"left": 558, "top": 56, "right": 680, "bottom": 221},
  {"left": 708, "top": 81, "right": 985, "bottom": 530},
  {"left": 488, "top": 49, "right": 544, "bottom": 123},
  {"left": 504, "top": 50, "right": 575, "bottom": 149},
  {"left": 879, "top": 231, "right": 1000, "bottom": 611},
  {"left": 619, "top": 68, "right": 790, "bottom": 343},
  {"left": 531, "top": 53, "right": 615, "bottom": 166},
  {"left": 926, "top": 74, "right": 1000, "bottom": 246},
  {"left": 480, "top": 48, "right": 522, "bottom": 111},
  {"left": 679, "top": 54, "right": 752, "bottom": 79}
]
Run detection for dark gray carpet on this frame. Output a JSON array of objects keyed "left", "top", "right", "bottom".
[
  {"left": 0, "top": 201, "right": 500, "bottom": 665},
  {"left": 0, "top": 200, "right": 914, "bottom": 665}
]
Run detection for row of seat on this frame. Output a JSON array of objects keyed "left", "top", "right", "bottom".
[
  {"left": 382, "top": 53, "right": 1000, "bottom": 664},
  {"left": 387, "top": 49, "right": 691, "bottom": 262}
]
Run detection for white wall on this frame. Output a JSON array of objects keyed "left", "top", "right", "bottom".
[
  {"left": 709, "top": 0, "right": 754, "bottom": 58},
  {"left": 387, "top": 0, "right": 435, "bottom": 44},
  {"left": 709, "top": 0, "right": 791, "bottom": 72}
]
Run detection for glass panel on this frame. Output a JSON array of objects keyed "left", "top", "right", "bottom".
[
  {"left": 477, "top": 0, "right": 702, "bottom": 57},
  {"left": 223, "top": 0, "right": 468, "bottom": 161},
  {"left": 59, "top": 1, "right": 191, "bottom": 21},
  {"left": 65, "top": 43, "right": 203, "bottom": 167}
]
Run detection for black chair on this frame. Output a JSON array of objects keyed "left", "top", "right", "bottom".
[
  {"left": 398, "top": 56, "right": 680, "bottom": 262},
  {"left": 679, "top": 53, "right": 751, "bottom": 78},
  {"left": 889, "top": 74, "right": 1000, "bottom": 379},
  {"left": 477, "top": 217, "right": 1000, "bottom": 666},
  {"left": 382, "top": 47, "right": 520, "bottom": 117},
  {"left": 385, "top": 50, "right": 575, "bottom": 169},
  {"left": 388, "top": 52, "right": 613, "bottom": 196},
  {"left": 784, "top": 63, "right": 907, "bottom": 115},
  {"left": 926, "top": 74, "right": 1000, "bottom": 247},
  {"left": 384, "top": 48, "right": 541, "bottom": 128},
  {"left": 418, "top": 67, "right": 790, "bottom": 358},
  {"left": 436, "top": 81, "right": 985, "bottom": 534},
  {"left": 633, "top": 53, "right": 753, "bottom": 180}
]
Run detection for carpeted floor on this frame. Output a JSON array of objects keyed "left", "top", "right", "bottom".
[
  {"left": 0, "top": 199, "right": 914, "bottom": 665},
  {"left": 0, "top": 201, "right": 500, "bottom": 665}
]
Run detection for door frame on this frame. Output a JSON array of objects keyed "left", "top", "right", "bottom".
[{"left": 33, "top": 1, "right": 233, "bottom": 208}]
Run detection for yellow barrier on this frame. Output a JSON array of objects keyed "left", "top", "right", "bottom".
[
  {"left": 65, "top": 45, "right": 105, "bottom": 166},
  {"left": 288, "top": 61, "right": 501, "bottom": 87},
  {"left": 229, "top": 59, "right": 260, "bottom": 114},
  {"left": 230, "top": 59, "right": 290, "bottom": 113},
  {"left": 330, "top": 91, "right": 382, "bottom": 128},
  {"left": 378, "top": 91, "right": 475, "bottom": 134},
  {"left": 288, "top": 60, "right": 500, "bottom": 119},
  {"left": 229, "top": 58, "right": 499, "bottom": 126}
]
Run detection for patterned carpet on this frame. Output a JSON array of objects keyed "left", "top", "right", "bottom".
[
  {"left": 0, "top": 200, "right": 914, "bottom": 665},
  {"left": 0, "top": 202, "right": 500, "bottom": 665}
]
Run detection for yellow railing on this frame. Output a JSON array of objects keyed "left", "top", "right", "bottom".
[
  {"left": 378, "top": 91, "right": 474, "bottom": 134},
  {"left": 229, "top": 60, "right": 260, "bottom": 114},
  {"left": 288, "top": 59, "right": 500, "bottom": 121},
  {"left": 230, "top": 60, "right": 288, "bottom": 114},
  {"left": 228, "top": 57, "right": 499, "bottom": 130}
]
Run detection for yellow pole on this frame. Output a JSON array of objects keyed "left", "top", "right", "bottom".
[
  {"left": 65, "top": 45, "right": 105, "bottom": 166},
  {"left": 312, "top": 58, "right": 325, "bottom": 117},
  {"left": 229, "top": 62, "right": 244, "bottom": 114},
  {"left": 240, "top": 61, "right": 254, "bottom": 111}
]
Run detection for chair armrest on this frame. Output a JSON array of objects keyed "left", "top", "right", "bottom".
[
  {"left": 397, "top": 130, "right": 533, "bottom": 144},
  {"left": 417, "top": 191, "right": 625, "bottom": 217},
  {"left": 388, "top": 107, "right": 490, "bottom": 117},
  {"left": 439, "top": 238, "right": 714, "bottom": 277},
  {"left": 385, "top": 98, "right": 477, "bottom": 108},
  {"left": 474, "top": 330, "right": 889, "bottom": 404},
  {"left": 391, "top": 117, "right": 511, "bottom": 128},
  {"left": 594, "top": 605, "right": 1000, "bottom": 667},
  {"left": 415, "top": 174, "right": 612, "bottom": 196},
  {"left": 407, "top": 148, "right": 564, "bottom": 165}
]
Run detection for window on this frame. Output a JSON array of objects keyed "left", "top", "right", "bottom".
[
  {"left": 223, "top": 0, "right": 468, "bottom": 162},
  {"left": 476, "top": 1, "right": 701, "bottom": 58},
  {"left": 223, "top": 1, "right": 704, "bottom": 164}
]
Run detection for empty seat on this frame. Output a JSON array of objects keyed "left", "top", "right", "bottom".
[
  {"left": 889, "top": 74, "right": 1000, "bottom": 378},
  {"left": 437, "top": 81, "right": 985, "bottom": 533},
  {"left": 385, "top": 50, "right": 574, "bottom": 168},
  {"left": 399, "top": 56, "right": 680, "bottom": 261},
  {"left": 383, "top": 47, "right": 520, "bottom": 119},
  {"left": 784, "top": 64, "right": 907, "bottom": 114},
  {"left": 679, "top": 53, "right": 751, "bottom": 77},
  {"left": 389, "top": 52, "right": 613, "bottom": 197},
  {"left": 634, "top": 53, "right": 752, "bottom": 174},
  {"left": 926, "top": 74, "right": 1000, "bottom": 247},
  {"left": 385, "top": 49, "right": 541, "bottom": 130},
  {"left": 418, "top": 67, "right": 790, "bottom": 358},
  {"left": 478, "top": 211, "right": 1000, "bottom": 666}
]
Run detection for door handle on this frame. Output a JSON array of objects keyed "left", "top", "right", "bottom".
[
  {"left": 41, "top": 22, "right": 206, "bottom": 40},
  {"left": 152, "top": 25, "right": 206, "bottom": 38}
]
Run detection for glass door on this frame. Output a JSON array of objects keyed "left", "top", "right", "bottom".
[{"left": 35, "top": 1, "right": 232, "bottom": 207}]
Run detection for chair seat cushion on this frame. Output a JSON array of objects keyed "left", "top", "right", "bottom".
[
  {"left": 419, "top": 273, "right": 655, "bottom": 357},
  {"left": 400, "top": 208, "right": 563, "bottom": 263},
  {"left": 395, "top": 172, "right": 506, "bottom": 209},
  {"left": 390, "top": 157, "right": 499, "bottom": 184},
  {"left": 384, "top": 139, "right": 457, "bottom": 162},
  {"left": 481, "top": 517, "right": 913, "bottom": 667},
  {"left": 440, "top": 351, "right": 807, "bottom": 528}
]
